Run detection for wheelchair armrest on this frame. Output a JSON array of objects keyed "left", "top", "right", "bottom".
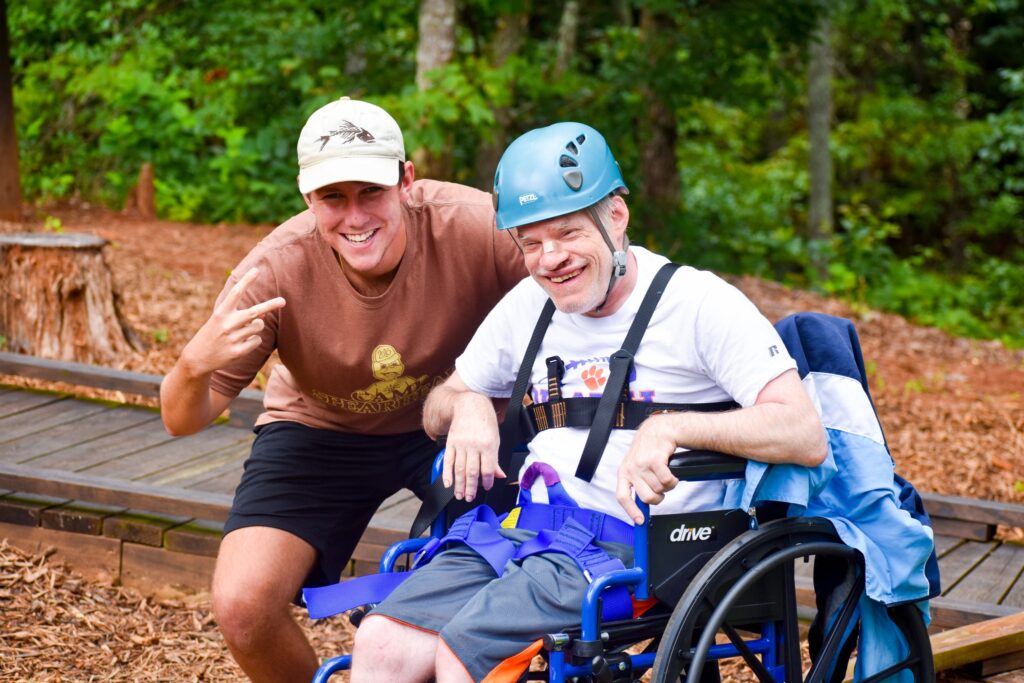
[
  {"left": 380, "top": 537, "right": 432, "bottom": 573},
  {"left": 668, "top": 450, "right": 746, "bottom": 481}
]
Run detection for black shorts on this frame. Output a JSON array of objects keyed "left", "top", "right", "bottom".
[{"left": 223, "top": 421, "right": 436, "bottom": 588}]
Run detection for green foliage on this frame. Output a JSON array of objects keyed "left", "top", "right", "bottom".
[{"left": 8, "top": 0, "right": 1024, "bottom": 346}]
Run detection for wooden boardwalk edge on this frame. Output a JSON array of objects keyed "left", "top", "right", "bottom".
[
  {"left": 931, "top": 611, "right": 1024, "bottom": 670},
  {"left": 0, "top": 461, "right": 231, "bottom": 522}
]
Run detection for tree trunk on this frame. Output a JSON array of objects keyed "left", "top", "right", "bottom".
[
  {"left": 473, "top": 2, "right": 529, "bottom": 189},
  {"left": 638, "top": 8, "right": 680, "bottom": 214},
  {"left": 553, "top": 0, "right": 579, "bottom": 78},
  {"left": 0, "top": 233, "right": 138, "bottom": 365},
  {"left": 123, "top": 162, "right": 156, "bottom": 219},
  {"left": 807, "top": 11, "right": 834, "bottom": 279},
  {"left": 0, "top": 0, "right": 22, "bottom": 222},
  {"left": 413, "top": 0, "right": 456, "bottom": 180}
]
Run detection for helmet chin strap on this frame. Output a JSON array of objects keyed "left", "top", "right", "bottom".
[{"left": 587, "top": 206, "right": 628, "bottom": 313}]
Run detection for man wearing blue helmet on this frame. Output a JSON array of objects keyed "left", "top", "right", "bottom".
[{"left": 350, "top": 123, "right": 826, "bottom": 682}]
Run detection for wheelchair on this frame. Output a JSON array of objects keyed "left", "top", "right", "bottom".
[{"left": 308, "top": 448, "right": 934, "bottom": 683}]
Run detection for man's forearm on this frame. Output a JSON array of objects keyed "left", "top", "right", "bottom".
[
  {"left": 655, "top": 402, "right": 827, "bottom": 467},
  {"left": 159, "top": 358, "right": 222, "bottom": 436},
  {"left": 422, "top": 383, "right": 460, "bottom": 441}
]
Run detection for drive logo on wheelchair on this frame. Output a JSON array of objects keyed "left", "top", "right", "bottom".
[{"left": 668, "top": 522, "right": 716, "bottom": 543}]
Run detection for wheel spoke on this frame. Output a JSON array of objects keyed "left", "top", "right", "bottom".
[
  {"left": 722, "top": 623, "right": 775, "bottom": 683},
  {"left": 781, "top": 560, "right": 803, "bottom": 683},
  {"left": 805, "top": 569, "right": 863, "bottom": 683}
]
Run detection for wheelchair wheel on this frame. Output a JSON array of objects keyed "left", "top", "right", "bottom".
[{"left": 651, "top": 517, "right": 933, "bottom": 683}]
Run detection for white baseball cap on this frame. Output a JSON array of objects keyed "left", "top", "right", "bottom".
[{"left": 296, "top": 97, "right": 406, "bottom": 194}]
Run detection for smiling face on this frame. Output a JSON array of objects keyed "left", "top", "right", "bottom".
[
  {"left": 303, "top": 161, "right": 415, "bottom": 295},
  {"left": 514, "top": 196, "right": 635, "bottom": 317}
]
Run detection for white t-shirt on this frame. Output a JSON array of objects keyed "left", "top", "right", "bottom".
[{"left": 456, "top": 247, "right": 796, "bottom": 524}]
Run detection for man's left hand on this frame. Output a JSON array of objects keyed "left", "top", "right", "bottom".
[{"left": 616, "top": 414, "right": 680, "bottom": 524}]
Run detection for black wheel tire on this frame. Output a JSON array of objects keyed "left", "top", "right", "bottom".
[{"left": 651, "top": 517, "right": 933, "bottom": 683}]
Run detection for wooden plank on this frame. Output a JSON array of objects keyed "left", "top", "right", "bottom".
[
  {"left": 968, "top": 649, "right": 1024, "bottom": 677},
  {"left": 931, "top": 611, "right": 1024, "bottom": 671},
  {"left": 167, "top": 442, "right": 249, "bottom": 490},
  {"left": 932, "top": 516, "right": 996, "bottom": 541},
  {"left": 164, "top": 519, "right": 223, "bottom": 558},
  {"left": 0, "top": 461, "right": 232, "bottom": 521},
  {"left": 0, "top": 351, "right": 264, "bottom": 428},
  {"left": 103, "top": 510, "right": 192, "bottom": 547},
  {"left": 939, "top": 540, "right": 997, "bottom": 594},
  {"left": 0, "top": 398, "right": 110, "bottom": 445},
  {"left": 934, "top": 534, "right": 964, "bottom": 558},
  {"left": 998, "top": 549, "right": 1024, "bottom": 609},
  {"left": 0, "top": 491, "right": 69, "bottom": 526},
  {"left": 0, "top": 390, "right": 63, "bottom": 418},
  {"left": 81, "top": 424, "right": 252, "bottom": 481},
  {"left": 41, "top": 500, "right": 128, "bottom": 535},
  {"left": 946, "top": 543, "right": 1024, "bottom": 604},
  {"left": 923, "top": 492, "right": 1024, "bottom": 530},
  {"left": 0, "top": 406, "right": 160, "bottom": 464},
  {"left": 0, "top": 351, "right": 164, "bottom": 397},
  {"left": 930, "top": 597, "right": 1023, "bottom": 630},
  {"left": 189, "top": 465, "right": 247, "bottom": 496},
  {"left": 137, "top": 441, "right": 250, "bottom": 487},
  {"left": 27, "top": 418, "right": 176, "bottom": 471},
  {"left": 121, "top": 542, "right": 216, "bottom": 595}
]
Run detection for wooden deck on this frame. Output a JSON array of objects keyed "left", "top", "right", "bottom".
[
  {"left": 0, "top": 386, "right": 420, "bottom": 530},
  {"left": 1, "top": 351, "right": 1023, "bottom": 638}
]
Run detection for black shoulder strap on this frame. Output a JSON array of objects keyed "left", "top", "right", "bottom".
[
  {"left": 409, "top": 299, "right": 556, "bottom": 538},
  {"left": 496, "top": 298, "right": 557, "bottom": 476},
  {"left": 574, "top": 262, "right": 680, "bottom": 481}
]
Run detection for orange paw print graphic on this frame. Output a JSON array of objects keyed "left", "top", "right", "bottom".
[{"left": 581, "top": 365, "right": 607, "bottom": 391}]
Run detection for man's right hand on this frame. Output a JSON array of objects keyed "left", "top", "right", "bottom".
[
  {"left": 179, "top": 267, "right": 286, "bottom": 378},
  {"left": 442, "top": 391, "right": 505, "bottom": 503}
]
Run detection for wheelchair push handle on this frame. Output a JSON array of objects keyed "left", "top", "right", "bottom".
[{"left": 667, "top": 449, "right": 746, "bottom": 482}]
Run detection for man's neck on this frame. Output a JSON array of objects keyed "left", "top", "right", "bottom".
[
  {"left": 584, "top": 250, "right": 639, "bottom": 318},
  {"left": 336, "top": 251, "right": 402, "bottom": 297}
]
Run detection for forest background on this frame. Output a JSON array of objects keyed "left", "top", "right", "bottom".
[{"left": 7, "top": 0, "right": 1024, "bottom": 348}]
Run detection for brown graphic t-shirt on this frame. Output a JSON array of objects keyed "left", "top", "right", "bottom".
[{"left": 208, "top": 180, "right": 526, "bottom": 434}]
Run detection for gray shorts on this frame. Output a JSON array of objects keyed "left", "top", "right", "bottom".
[{"left": 370, "top": 529, "right": 631, "bottom": 682}]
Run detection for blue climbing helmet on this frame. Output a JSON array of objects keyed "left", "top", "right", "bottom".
[{"left": 493, "top": 122, "right": 629, "bottom": 231}]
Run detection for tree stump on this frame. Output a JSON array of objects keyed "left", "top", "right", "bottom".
[{"left": 0, "top": 233, "right": 139, "bottom": 365}]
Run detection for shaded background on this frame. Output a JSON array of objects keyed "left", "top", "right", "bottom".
[{"left": 6, "top": 0, "right": 1024, "bottom": 345}]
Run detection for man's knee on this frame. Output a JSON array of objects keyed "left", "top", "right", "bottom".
[
  {"left": 211, "top": 528, "right": 314, "bottom": 650},
  {"left": 353, "top": 615, "right": 438, "bottom": 676},
  {"left": 353, "top": 615, "right": 399, "bottom": 658}
]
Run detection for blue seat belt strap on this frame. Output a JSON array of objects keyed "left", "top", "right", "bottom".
[{"left": 302, "top": 572, "right": 409, "bottom": 620}]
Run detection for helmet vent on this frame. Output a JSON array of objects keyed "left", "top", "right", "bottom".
[
  {"left": 576, "top": 134, "right": 586, "bottom": 145},
  {"left": 565, "top": 141, "right": 578, "bottom": 155},
  {"left": 559, "top": 154, "right": 578, "bottom": 168},
  {"left": 563, "top": 169, "right": 583, "bottom": 191}
]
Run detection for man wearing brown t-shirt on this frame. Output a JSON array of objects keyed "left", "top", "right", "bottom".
[{"left": 159, "top": 98, "right": 525, "bottom": 682}]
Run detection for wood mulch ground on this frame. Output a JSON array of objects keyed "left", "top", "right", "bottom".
[{"left": 1, "top": 205, "right": 1022, "bottom": 680}]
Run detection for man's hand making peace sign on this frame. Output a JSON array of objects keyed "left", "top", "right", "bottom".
[{"left": 159, "top": 267, "right": 286, "bottom": 436}]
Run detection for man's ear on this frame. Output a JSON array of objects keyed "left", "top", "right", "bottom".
[
  {"left": 609, "top": 195, "right": 630, "bottom": 246},
  {"left": 399, "top": 161, "right": 415, "bottom": 198}
]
